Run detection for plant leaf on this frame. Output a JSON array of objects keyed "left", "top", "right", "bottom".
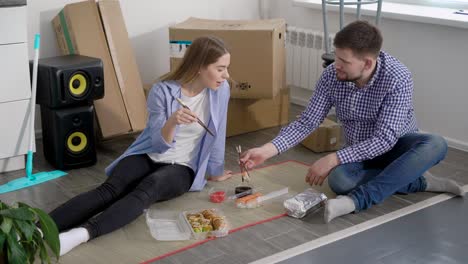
[
  {"left": 22, "top": 241, "right": 37, "bottom": 264},
  {"left": 0, "top": 207, "right": 35, "bottom": 221},
  {"left": 6, "top": 229, "right": 28, "bottom": 264},
  {"left": 17, "top": 202, "right": 31, "bottom": 208},
  {"left": 14, "top": 219, "right": 36, "bottom": 242},
  {"left": 0, "top": 232, "right": 5, "bottom": 251},
  {"left": 1, "top": 217, "right": 13, "bottom": 234},
  {"left": 39, "top": 240, "right": 51, "bottom": 264},
  {"left": 31, "top": 208, "right": 60, "bottom": 259}
]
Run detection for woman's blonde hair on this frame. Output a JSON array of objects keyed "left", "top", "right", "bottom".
[{"left": 160, "top": 36, "right": 229, "bottom": 84}]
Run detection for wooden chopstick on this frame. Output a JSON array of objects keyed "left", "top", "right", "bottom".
[
  {"left": 236, "top": 146, "right": 244, "bottom": 182},
  {"left": 236, "top": 145, "right": 251, "bottom": 182},
  {"left": 175, "top": 97, "right": 215, "bottom": 137}
]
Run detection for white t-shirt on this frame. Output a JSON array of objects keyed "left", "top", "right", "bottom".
[{"left": 148, "top": 88, "right": 210, "bottom": 170}]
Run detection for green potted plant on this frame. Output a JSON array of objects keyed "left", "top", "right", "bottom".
[{"left": 0, "top": 201, "right": 60, "bottom": 264}]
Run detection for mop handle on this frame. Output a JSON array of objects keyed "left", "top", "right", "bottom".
[{"left": 26, "top": 34, "right": 40, "bottom": 178}]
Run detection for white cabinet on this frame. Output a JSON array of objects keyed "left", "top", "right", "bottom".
[
  {"left": 0, "top": 43, "right": 31, "bottom": 103},
  {"left": 0, "top": 5, "right": 27, "bottom": 44},
  {"left": 0, "top": 1, "right": 32, "bottom": 173},
  {"left": 0, "top": 99, "right": 31, "bottom": 158}
]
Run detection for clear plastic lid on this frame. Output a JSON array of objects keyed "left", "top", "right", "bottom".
[
  {"left": 145, "top": 210, "right": 191, "bottom": 241},
  {"left": 145, "top": 208, "right": 230, "bottom": 241}
]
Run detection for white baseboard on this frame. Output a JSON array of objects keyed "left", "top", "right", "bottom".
[
  {"left": 445, "top": 137, "right": 468, "bottom": 152},
  {"left": 0, "top": 155, "right": 25, "bottom": 173},
  {"left": 290, "top": 95, "right": 309, "bottom": 107}
]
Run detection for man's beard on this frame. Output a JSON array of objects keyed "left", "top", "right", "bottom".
[
  {"left": 337, "top": 68, "right": 364, "bottom": 83},
  {"left": 337, "top": 74, "right": 361, "bottom": 82}
]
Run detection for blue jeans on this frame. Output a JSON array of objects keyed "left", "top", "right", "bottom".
[{"left": 328, "top": 133, "right": 448, "bottom": 211}]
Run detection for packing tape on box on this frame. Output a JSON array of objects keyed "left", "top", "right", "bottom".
[{"left": 170, "top": 40, "right": 192, "bottom": 58}]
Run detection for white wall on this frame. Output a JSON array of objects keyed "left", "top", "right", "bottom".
[
  {"left": 268, "top": 0, "right": 468, "bottom": 151},
  {"left": 24, "top": 0, "right": 468, "bottom": 151},
  {"left": 27, "top": 0, "right": 260, "bottom": 83},
  {"left": 26, "top": 0, "right": 260, "bottom": 134}
]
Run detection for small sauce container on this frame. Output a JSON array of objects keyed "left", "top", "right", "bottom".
[
  {"left": 235, "top": 186, "right": 252, "bottom": 197},
  {"left": 209, "top": 188, "right": 226, "bottom": 203}
]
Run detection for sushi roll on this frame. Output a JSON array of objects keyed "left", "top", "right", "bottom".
[
  {"left": 202, "top": 224, "right": 213, "bottom": 232},
  {"left": 212, "top": 217, "right": 226, "bottom": 230}
]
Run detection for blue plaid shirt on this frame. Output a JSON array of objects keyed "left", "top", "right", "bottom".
[{"left": 272, "top": 51, "right": 418, "bottom": 164}]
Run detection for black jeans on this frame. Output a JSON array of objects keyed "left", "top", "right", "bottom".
[{"left": 49, "top": 154, "right": 195, "bottom": 239}]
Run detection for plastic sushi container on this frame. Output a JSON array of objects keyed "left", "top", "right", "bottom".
[
  {"left": 231, "top": 187, "right": 289, "bottom": 209},
  {"left": 146, "top": 208, "right": 229, "bottom": 241}
]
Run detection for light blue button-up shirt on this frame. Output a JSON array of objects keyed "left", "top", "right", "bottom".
[{"left": 105, "top": 80, "right": 230, "bottom": 191}]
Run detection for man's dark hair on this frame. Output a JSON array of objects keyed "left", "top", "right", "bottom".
[{"left": 333, "top": 20, "right": 383, "bottom": 58}]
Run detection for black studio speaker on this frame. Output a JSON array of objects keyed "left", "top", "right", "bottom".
[
  {"left": 40, "top": 105, "right": 97, "bottom": 170},
  {"left": 31, "top": 55, "right": 104, "bottom": 108}
]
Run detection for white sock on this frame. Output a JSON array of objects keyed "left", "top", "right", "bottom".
[
  {"left": 59, "top": 227, "right": 90, "bottom": 256},
  {"left": 324, "top": 195, "right": 356, "bottom": 223},
  {"left": 424, "top": 172, "right": 465, "bottom": 196}
]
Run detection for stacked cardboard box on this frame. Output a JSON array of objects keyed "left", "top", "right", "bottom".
[
  {"left": 226, "top": 88, "right": 289, "bottom": 137},
  {"left": 301, "top": 118, "right": 343, "bottom": 153},
  {"left": 52, "top": 0, "right": 147, "bottom": 139},
  {"left": 169, "top": 18, "right": 289, "bottom": 137}
]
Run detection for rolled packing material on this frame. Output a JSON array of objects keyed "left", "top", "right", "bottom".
[{"left": 283, "top": 188, "right": 327, "bottom": 218}]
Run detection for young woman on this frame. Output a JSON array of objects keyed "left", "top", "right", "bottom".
[{"left": 49, "top": 36, "right": 233, "bottom": 256}]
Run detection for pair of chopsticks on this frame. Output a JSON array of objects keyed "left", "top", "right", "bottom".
[
  {"left": 175, "top": 97, "right": 214, "bottom": 137},
  {"left": 235, "top": 145, "right": 251, "bottom": 182}
]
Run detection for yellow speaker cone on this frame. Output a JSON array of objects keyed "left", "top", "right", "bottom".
[
  {"left": 69, "top": 73, "right": 88, "bottom": 96},
  {"left": 67, "top": 132, "right": 87, "bottom": 154}
]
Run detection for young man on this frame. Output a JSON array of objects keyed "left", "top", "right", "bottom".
[{"left": 241, "top": 21, "right": 465, "bottom": 222}]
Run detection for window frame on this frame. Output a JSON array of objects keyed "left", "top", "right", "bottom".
[{"left": 385, "top": 0, "right": 468, "bottom": 9}]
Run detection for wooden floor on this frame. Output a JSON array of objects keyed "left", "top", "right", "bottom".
[{"left": 1, "top": 104, "right": 467, "bottom": 264}]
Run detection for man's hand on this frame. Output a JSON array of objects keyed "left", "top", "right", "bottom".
[
  {"left": 208, "top": 170, "right": 233, "bottom": 182},
  {"left": 305, "top": 152, "right": 340, "bottom": 186},
  {"left": 240, "top": 143, "right": 278, "bottom": 169}
]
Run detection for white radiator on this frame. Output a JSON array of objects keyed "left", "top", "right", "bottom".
[{"left": 286, "top": 26, "right": 335, "bottom": 91}]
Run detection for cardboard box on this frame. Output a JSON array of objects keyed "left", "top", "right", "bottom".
[
  {"left": 227, "top": 87, "right": 289, "bottom": 137},
  {"left": 168, "top": 58, "right": 290, "bottom": 137},
  {"left": 52, "top": 0, "right": 147, "bottom": 139},
  {"left": 143, "top": 83, "right": 153, "bottom": 99},
  {"left": 169, "top": 17, "right": 286, "bottom": 99},
  {"left": 97, "top": 0, "right": 147, "bottom": 132},
  {"left": 301, "top": 118, "right": 342, "bottom": 153}
]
